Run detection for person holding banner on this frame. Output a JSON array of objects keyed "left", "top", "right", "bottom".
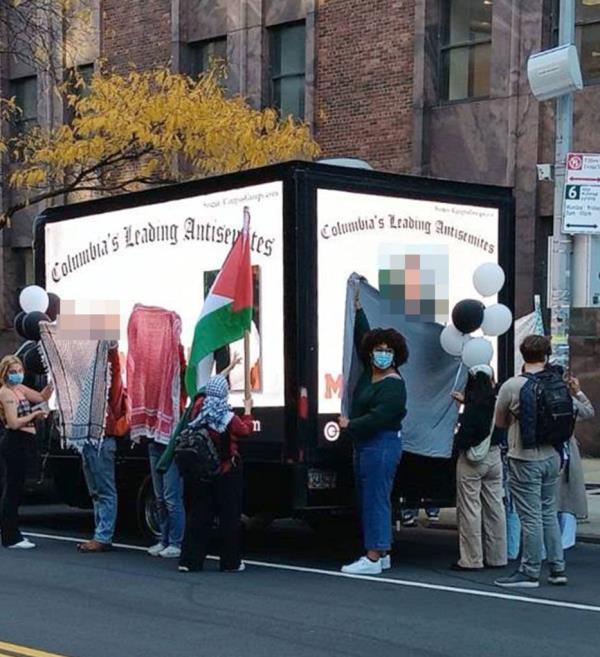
[{"left": 338, "top": 287, "right": 407, "bottom": 575}]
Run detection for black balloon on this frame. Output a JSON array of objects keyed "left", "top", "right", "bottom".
[
  {"left": 22, "top": 311, "right": 49, "bottom": 342},
  {"left": 23, "top": 345, "right": 45, "bottom": 375},
  {"left": 13, "top": 311, "right": 27, "bottom": 338},
  {"left": 47, "top": 292, "right": 61, "bottom": 321},
  {"left": 451, "top": 299, "right": 485, "bottom": 334}
]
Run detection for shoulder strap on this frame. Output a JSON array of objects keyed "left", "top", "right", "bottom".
[{"left": 520, "top": 372, "right": 538, "bottom": 382}]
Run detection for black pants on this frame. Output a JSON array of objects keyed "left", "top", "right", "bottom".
[
  {"left": 0, "top": 430, "right": 31, "bottom": 547},
  {"left": 180, "top": 467, "right": 243, "bottom": 571}
]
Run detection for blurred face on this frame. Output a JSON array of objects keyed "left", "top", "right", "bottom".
[{"left": 56, "top": 299, "right": 121, "bottom": 341}]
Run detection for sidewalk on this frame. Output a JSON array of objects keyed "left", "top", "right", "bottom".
[{"left": 432, "top": 459, "right": 600, "bottom": 544}]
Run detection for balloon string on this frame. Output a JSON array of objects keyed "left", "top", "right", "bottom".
[
  {"left": 431, "top": 361, "right": 464, "bottom": 430},
  {"left": 451, "top": 361, "right": 464, "bottom": 389}
]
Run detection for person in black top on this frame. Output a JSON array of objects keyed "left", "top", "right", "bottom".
[
  {"left": 338, "top": 287, "right": 408, "bottom": 575},
  {"left": 0, "top": 355, "right": 51, "bottom": 549},
  {"left": 451, "top": 364, "right": 507, "bottom": 571}
]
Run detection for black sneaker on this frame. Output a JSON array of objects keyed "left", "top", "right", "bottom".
[
  {"left": 495, "top": 571, "right": 539, "bottom": 588},
  {"left": 548, "top": 570, "right": 568, "bottom": 586}
]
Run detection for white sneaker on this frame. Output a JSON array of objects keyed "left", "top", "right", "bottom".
[
  {"left": 341, "top": 556, "right": 382, "bottom": 575},
  {"left": 147, "top": 542, "right": 166, "bottom": 557},
  {"left": 381, "top": 555, "right": 391, "bottom": 570},
  {"left": 178, "top": 565, "right": 190, "bottom": 573},
  {"left": 8, "top": 539, "right": 36, "bottom": 550},
  {"left": 159, "top": 546, "right": 182, "bottom": 559}
]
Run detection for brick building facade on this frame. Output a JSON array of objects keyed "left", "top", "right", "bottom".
[{"left": 1, "top": 0, "right": 599, "bottom": 450}]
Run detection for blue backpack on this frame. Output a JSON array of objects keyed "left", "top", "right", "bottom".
[{"left": 518, "top": 367, "right": 575, "bottom": 451}]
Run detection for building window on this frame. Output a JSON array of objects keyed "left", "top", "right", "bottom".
[
  {"left": 188, "top": 37, "right": 228, "bottom": 79},
  {"left": 10, "top": 76, "right": 37, "bottom": 134},
  {"left": 440, "top": 0, "right": 493, "bottom": 102},
  {"left": 64, "top": 64, "right": 94, "bottom": 124},
  {"left": 552, "top": 1, "right": 600, "bottom": 84},
  {"left": 269, "top": 22, "right": 306, "bottom": 119},
  {"left": 577, "top": 1, "right": 600, "bottom": 84}
]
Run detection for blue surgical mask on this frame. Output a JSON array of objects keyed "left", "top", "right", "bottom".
[
  {"left": 7, "top": 372, "right": 24, "bottom": 386},
  {"left": 372, "top": 351, "right": 394, "bottom": 370}
]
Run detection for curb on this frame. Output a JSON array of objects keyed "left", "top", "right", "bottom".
[
  {"left": 422, "top": 521, "right": 600, "bottom": 546},
  {"left": 577, "top": 535, "right": 600, "bottom": 545}
]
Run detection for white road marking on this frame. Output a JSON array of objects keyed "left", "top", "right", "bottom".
[{"left": 24, "top": 531, "right": 600, "bottom": 614}]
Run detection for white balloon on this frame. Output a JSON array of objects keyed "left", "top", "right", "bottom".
[
  {"left": 440, "top": 324, "right": 468, "bottom": 356},
  {"left": 19, "top": 286, "right": 49, "bottom": 313},
  {"left": 482, "top": 304, "right": 513, "bottom": 337},
  {"left": 462, "top": 337, "right": 494, "bottom": 368},
  {"left": 473, "top": 263, "right": 505, "bottom": 297}
]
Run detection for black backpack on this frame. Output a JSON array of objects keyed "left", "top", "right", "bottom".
[
  {"left": 174, "top": 423, "right": 221, "bottom": 482},
  {"left": 518, "top": 367, "right": 575, "bottom": 451}
]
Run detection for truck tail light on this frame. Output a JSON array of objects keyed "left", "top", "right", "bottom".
[{"left": 298, "top": 386, "right": 308, "bottom": 419}]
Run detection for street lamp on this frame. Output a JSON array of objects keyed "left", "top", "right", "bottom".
[{"left": 526, "top": 0, "right": 582, "bottom": 368}]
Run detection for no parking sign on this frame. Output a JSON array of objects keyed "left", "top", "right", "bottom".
[{"left": 563, "top": 152, "right": 600, "bottom": 234}]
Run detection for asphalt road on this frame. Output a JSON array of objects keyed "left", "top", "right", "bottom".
[{"left": 1, "top": 505, "right": 600, "bottom": 657}]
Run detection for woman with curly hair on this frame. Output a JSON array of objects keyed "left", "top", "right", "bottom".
[{"left": 338, "top": 286, "right": 408, "bottom": 575}]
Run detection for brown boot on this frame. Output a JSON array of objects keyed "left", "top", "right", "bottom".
[{"left": 77, "top": 539, "right": 112, "bottom": 553}]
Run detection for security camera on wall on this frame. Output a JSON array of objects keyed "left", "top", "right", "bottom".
[
  {"left": 536, "top": 164, "right": 554, "bottom": 182},
  {"left": 527, "top": 44, "right": 583, "bottom": 101}
]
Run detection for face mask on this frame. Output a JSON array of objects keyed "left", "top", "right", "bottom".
[
  {"left": 7, "top": 372, "right": 24, "bottom": 386},
  {"left": 372, "top": 351, "right": 394, "bottom": 370}
]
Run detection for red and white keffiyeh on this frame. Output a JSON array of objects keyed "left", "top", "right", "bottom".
[{"left": 127, "top": 304, "right": 183, "bottom": 444}]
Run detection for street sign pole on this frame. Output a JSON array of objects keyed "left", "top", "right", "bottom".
[{"left": 549, "top": 0, "right": 575, "bottom": 368}]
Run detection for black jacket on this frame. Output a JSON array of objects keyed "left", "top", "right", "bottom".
[{"left": 454, "top": 401, "right": 495, "bottom": 452}]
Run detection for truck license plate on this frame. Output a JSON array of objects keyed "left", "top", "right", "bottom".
[{"left": 308, "top": 469, "right": 337, "bottom": 490}]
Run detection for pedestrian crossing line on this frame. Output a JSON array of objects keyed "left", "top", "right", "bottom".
[
  {"left": 0, "top": 642, "right": 71, "bottom": 657},
  {"left": 22, "top": 531, "right": 600, "bottom": 615}
]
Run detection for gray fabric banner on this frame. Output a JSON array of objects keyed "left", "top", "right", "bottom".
[{"left": 342, "top": 274, "right": 466, "bottom": 458}]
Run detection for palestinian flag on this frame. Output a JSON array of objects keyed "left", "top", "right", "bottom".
[{"left": 185, "top": 208, "right": 253, "bottom": 397}]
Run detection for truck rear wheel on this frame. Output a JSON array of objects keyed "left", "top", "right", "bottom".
[
  {"left": 305, "top": 512, "right": 360, "bottom": 538},
  {"left": 136, "top": 475, "right": 161, "bottom": 541}
]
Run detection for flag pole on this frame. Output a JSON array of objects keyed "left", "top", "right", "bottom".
[
  {"left": 242, "top": 206, "right": 252, "bottom": 409},
  {"left": 243, "top": 330, "right": 251, "bottom": 404}
]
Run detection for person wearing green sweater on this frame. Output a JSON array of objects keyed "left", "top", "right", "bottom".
[{"left": 339, "top": 286, "right": 408, "bottom": 575}]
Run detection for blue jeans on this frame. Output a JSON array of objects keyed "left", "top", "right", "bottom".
[
  {"left": 509, "top": 455, "right": 565, "bottom": 578},
  {"left": 354, "top": 431, "right": 403, "bottom": 551},
  {"left": 81, "top": 438, "right": 118, "bottom": 544},
  {"left": 148, "top": 442, "right": 185, "bottom": 548}
]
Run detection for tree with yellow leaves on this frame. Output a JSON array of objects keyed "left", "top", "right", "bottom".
[{"left": 0, "top": 65, "right": 320, "bottom": 228}]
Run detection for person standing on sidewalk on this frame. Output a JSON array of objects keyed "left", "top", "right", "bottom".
[
  {"left": 494, "top": 335, "right": 568, "bottom": 589},
  {"left": 557, "top": 374, "right": 594, "bottom": 550},
  {"left": 338, "top": 287, "right": 407, "bottom": 576},
  {"left": 451, "top": 365, "right": 507, "bottom": 572},
  {"left": 77, "top": 344, "right": 129, "bottom": 553}
]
